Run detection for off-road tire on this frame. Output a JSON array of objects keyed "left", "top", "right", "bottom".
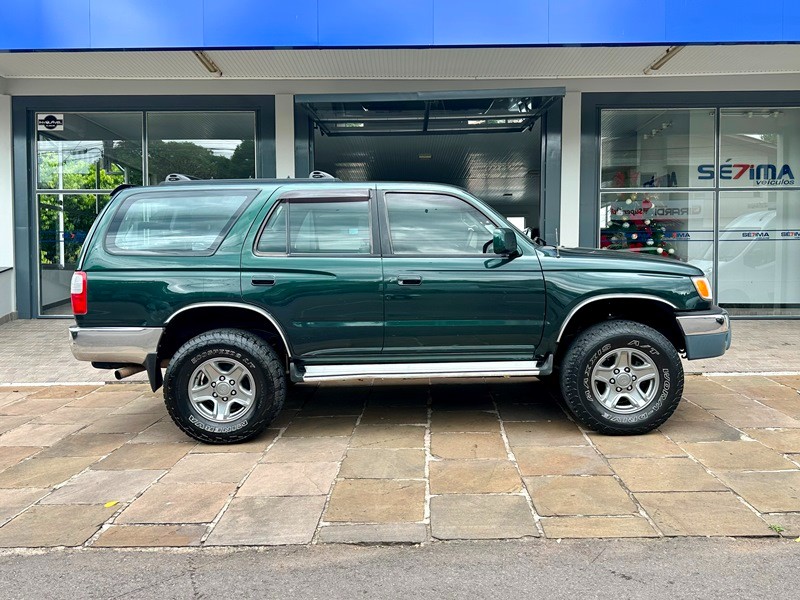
[
  {"left": 559, "top": 319, "right": 683, "bottom": 435},
  {"left": 164, "top": 328, "right": 285, "bottom": 444}
]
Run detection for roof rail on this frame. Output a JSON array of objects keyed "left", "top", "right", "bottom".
[{"left": 165, "top": 173, "right": 199, "bottom": 182}]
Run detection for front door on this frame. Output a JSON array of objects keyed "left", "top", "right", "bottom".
[
  {"left": 379, "top": 189, "right": 545, "bottom": 360},
  {"left": 241, "top": 186, "right": 383, "bottom": 361}
]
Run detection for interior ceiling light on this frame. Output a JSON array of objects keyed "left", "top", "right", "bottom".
[
  {"left": 418, "top": 153, "right": 432, "bottom": 160},
  {"left": 193, "top": 50, "right": 222, "bottom": 77},
  {"left": 643, "top": 46, "right": 685, "bottom": 75}
]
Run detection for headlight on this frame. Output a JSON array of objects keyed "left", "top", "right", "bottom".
[{"left": 692, "top": 276, "right": 713, "bottom": 301}]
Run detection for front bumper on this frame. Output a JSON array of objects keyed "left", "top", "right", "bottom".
[
  {"left": 676, "top": 308, "right": 732, "bottom": 360},
  {"left": 68, "top": 326, "right": 163, "bottom": 365}
]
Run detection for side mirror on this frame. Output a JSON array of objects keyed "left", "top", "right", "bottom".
[{"left": 493, "top": 228, "right": 519, "bottom": 256}]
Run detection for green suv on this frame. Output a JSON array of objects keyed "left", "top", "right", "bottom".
[{"left": 68, "top": 176, "right": 731, "bottom": 443}]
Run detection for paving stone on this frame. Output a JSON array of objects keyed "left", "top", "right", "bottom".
[
  {"left": 263, "top": 437, "right": 349, "bottom": 463},
  {"left": 81, "top": 413, "right": 162, "bottom": 434},
  {"left": 0, "top": 456, "right": 99, "bottom": 488},
  {"left": 589, "top": 433, "right": 685, "bottom": 458},
  {"left": 117, "top": 482, "right": 236, "bottom": 524},
  {"left": 709, "top": 406, "right": 800, "bottom": 429},
  {"left": 431, "top": 432, "right": 507, "bottom": 459},
  {"left": 299, "top": 396, "right": 366, "bottom": 417},
  {"left": 38, "top": 433, "right": 133, "bottom": 458},
  {"left": 430, "top": 459, "right": 521, "bottom": 494},
  {"left": 514, "top": 446, "right": 611, "bottom": 476},
  {"left": 430, "top": 494, "right": 537, "bottom": 539},
  {"left": 541, "top": 516, "right": 658, "bottom": 538},
  {"left": 0, "top": 504, "right": 116, "bottom": 547},
  {"left": 715, "top": 471, "right": 800, "bottom": 512},
  {"left": 743, "top": 428, "right": 800, "bottom": 454},
  {"left": 41, "top": 469, "right": 164, "bottom": 504},
  {"left": 282, "top": 417, "right": 358, "bottom": 438},
  {"left": 665, "top": 401, "right": 716, "bottom": 422},
  {"left": 238, "top": 462, "right": 339, "bottom": 496},
  {"left": 771, "top": 376, "right": 800, "bottom": 391},
  {"left": 0, "top": 446, "right": 41, "bottom": 470},
  {"left": 761, "top": 513, "right": 800, "bottom": 538},
  {"left": 160, "top": 453, "right": 259, "bottom": 483},
  {"left": 359, "top": 407, "right": 428, "bottom": 425},
  {"left": 94, "top": 524, "right": 206, "bottom": 547},
  {"left": 686, "top": 393, "right": 753, "bottom": 411},
  {"left": 96, "top": 443, "right": 192, "bottom": 470},
  {"left": 755, "top": 394, "right": 800, "bottom": 419},
  {"left": 130, "top": 420, "right": 195, "bottom": 444},
  {"left": 0, "top": 416, "right": 34, "bottom": 435},
  {"left": 190, "top": 428, "right": 279, "bottom": 453},
  {"left": 525, "top": 476, "right": 637, "bottom": 516},
  {"left": 504, "top": 421, "right": 587, "bottom": 447},
  {"left": 317, "top": 523, "right": 428, "bottom": 544},
  {"left": 430, "top": 411, "right": 500, "bottom": 433},
  {"left": 636, "top": 491, "right": 772, "bottom": 536},
  {"left": 325, "top": 479, "right": 425, "bottom": 523},
  {"left": 27, "top": 385, "right": 101, "bottom": 400},
  {"left": 497, "top": 402, "right": 567, "bottom": 422},
  {"left": 268, "top": 409, "right": 299, "bottom": 429},
  {"left": 609, "top": 457, "right": 726, "bottom": 492},
  {"left": 33, "top": 406, "right": 112, "bottom": 424},
  {"left": 659, "top": 418, "right": 743, "bottom": 443},
  {"left": 339, "top": 448, "right": 425, "bottom": 479},
  {"left": 111, "top": 396, "right": 166, "bottom": 415},
  {"left": 368, "top": 384, "right": 430, "bottom": 407},
  {"left": 206, "top": 496, "right": 326, "bottom": 545},
  {"left": 0, "top": 488, "right": 49, "bottom": 523},
  {"left": 0, "top": 422, "right": 83, "bottom": 447},
  {"left": 67, "top": 389, "right": 145, "bottom": 408},
  {"left": 682, "top": 441, "right": 797, "bottom": 471},
  {"left": 349, "top": 425, "right": 425, "bottom": 449}
]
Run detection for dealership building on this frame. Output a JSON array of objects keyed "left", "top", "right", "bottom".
[{"left": 1, "top": 1, "right": 799, "bottom": 321}]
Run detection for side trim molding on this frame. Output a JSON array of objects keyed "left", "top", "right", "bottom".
[
  {"left": 164, "top": 302, "right": 292, "bottom": 357},
  {"left": 556, "top": 294, "right": 678, "bottom": 342},
  {"left": 295, "top": 356, "right": 553, "bottom": 383}
]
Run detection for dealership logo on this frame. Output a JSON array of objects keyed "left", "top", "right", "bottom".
[
  {"left": 781, "top": 231, "right": 800, "bottom": 238},
  {"left": 653, "top": 206, "right": 702, "bottom": 216},
  {"left": 667, "top": 232, "right": 691, "bottom": 239},
  {"left": 742, "top": 231, "right": 770, "bottom": 238},
  {"left": 698, "top": 162, "right": 795, "bottom": 186},
  {"left": 36, "top": 113, "right": 64, "bottom": 132}
]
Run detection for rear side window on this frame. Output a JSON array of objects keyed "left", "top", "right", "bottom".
[
  {"left": 255, "top": 199, "right": 372, "bottom": 255},
  {"left": 105, "top": 190, "right": 256, "bottom": 255}
]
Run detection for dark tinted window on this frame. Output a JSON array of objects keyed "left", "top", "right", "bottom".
[
  {"left": 288, "top": 201, "right": 371, "bottom": 254},
  {"left": 256, "top": 203, "right": 287, "bottom": 253},
  {"left": 385, "top": 193, "right": 495, "bottom": 254},
  {"left": 105, "top": 190, "right": 254, "bottom": 255}
]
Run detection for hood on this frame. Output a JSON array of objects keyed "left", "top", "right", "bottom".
[{"left": 537, "top": 246, "right": 705, "bottom": 277}]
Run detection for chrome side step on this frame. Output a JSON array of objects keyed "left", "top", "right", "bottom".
[{"left": 295, "top": 356, "right": 553, "bottom": 383}]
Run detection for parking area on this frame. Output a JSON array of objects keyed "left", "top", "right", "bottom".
[{"left": 1, "top": 372, "right": 799, "bottom": 548}]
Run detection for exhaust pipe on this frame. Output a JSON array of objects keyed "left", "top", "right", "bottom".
[{"left": 114, "top": 365, "right": 145, "bottom": 380}]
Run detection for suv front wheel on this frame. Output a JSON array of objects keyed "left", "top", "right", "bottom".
[
  {"left": 559, "top": 320, "right": 684, "bottom": 435},
  {"left": 164, "top": 328, "right": 285, "bottom": 444}
]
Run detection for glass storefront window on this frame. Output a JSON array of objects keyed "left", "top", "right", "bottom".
[
  {"left": 601, "top": 108, "right": 715, "bottom": 189},
  {"left": 146, "top": 112, "right": 256, "bottom": 184}
]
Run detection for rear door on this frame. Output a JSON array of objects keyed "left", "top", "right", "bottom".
[{"left": 241, "top": 186, "right": 383, "bottom": 360}]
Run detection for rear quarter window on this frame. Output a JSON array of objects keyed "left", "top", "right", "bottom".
[{"left": 104, "top": 189, "right": 257, "bottom": 256}]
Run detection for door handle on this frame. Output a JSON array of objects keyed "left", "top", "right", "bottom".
[
  {"left": 251, "top": 276, "right": 276, "bottom": 286},
  {"left": 397, "top": 274, "right": 422, "bottom": 286}
]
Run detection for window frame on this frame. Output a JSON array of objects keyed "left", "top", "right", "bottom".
[
  {"left": 379, "top": 189, "right": 501, "bottom": 258},
  {"left": 252, "top": 189, "right": 378, "bottom": 258},
  {"left": 103, "top": 188, "right": 258, "bottom": 257}
]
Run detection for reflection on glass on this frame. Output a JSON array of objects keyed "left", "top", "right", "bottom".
[
  {"left": 38, "top": 193, "right": 110, "bottom": 315},
  {"left": 716, "top": 191, "right": 800, "bottom": 315},
  {"left": 599, "top": 192, "right": 714, "bottom": 266},
  {"left": 289, "top": 202, "right": 371, "bottom": 254},
  {"left": 146, "top": 112, "right": 256, "bottom": 184},
  {"left": 720, "top": 108, "right": 800, "bottom": 189},
  {"left": 600, "top": 108, "right": 715, "bottom": 188},
  {"left": 36, "top": 112, "right": 143, "bottom": 190}
]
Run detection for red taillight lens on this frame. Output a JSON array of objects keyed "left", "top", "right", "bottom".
[{"left": 70, "top": 271, "right": 87, "bottom": 315}]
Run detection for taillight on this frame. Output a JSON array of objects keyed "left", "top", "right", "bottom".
[{"left": 70, "top": 271, "right": 88, "bottom": 315}]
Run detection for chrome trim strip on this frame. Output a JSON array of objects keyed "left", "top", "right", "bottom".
[
  {"left": 556, "top": 294, "right": 679, "bottom": 342},
  {"left": 676, "top": 313, "right": 730, "bottom": 336},
  {"left": 68, "top": 326, "right": 163, "bottom": 364},
  {"left": 164, "top": 302, "right": 292, "bottom": 357},
  {"left": 301, "top": 357, "right": 552, "bottom": 382}
]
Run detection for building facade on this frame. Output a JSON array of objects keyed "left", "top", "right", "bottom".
[{"left": 1, "top": 1, "right": 799, "bottom": 320}]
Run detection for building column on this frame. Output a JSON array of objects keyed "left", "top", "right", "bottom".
[
  {"left": 274, "top": 94, "right": 296, "bottom": 178},
  {"left": 0, "top": 94, "right": 15, "bottom": 322},
  {"left": 559, "top": 91, "right": 582, "bottom": 247}
]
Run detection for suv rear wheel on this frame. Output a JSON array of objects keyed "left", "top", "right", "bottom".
[
  {"left": 164, "top": 328, "right": 285, "bottom": 444},
  {"left": 559, "top": 319, "right": 683, "bottom": 435}
]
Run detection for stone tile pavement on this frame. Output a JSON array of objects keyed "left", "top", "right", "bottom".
[{"left": 0, "top": 374, "right": 799, "bottom": 548}]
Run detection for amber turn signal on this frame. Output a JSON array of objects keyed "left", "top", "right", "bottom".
[{"left": 691, "top": 276, "right": 713, "bottom": 301}]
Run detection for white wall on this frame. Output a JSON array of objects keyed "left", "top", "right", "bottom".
[
  {"left": 559, "top": 91, "right": 582, "bottom": 247},
  {"left": 0, "top": 94, "right": 14, "bottom": 320},
  {"left": 274, "top": 94, "right": 296, "bottom": 178}
]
